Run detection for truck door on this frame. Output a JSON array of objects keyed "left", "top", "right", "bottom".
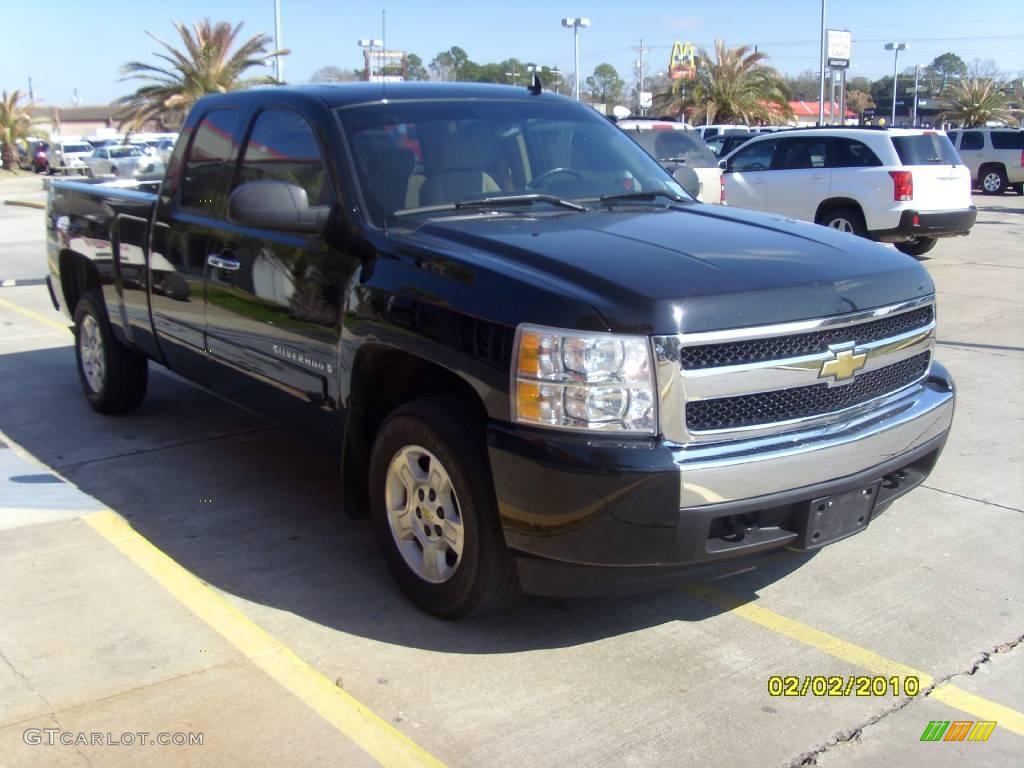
[
  {"left": 149, "top": 107, "right": 239, "bottom": 379},
  {"left": 204, "top": 106, "right": 353, "bottom": 416}
]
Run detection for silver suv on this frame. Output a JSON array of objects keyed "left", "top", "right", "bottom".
[{"left": 946, "top": 128, "right": 1024, "bottom": 195}]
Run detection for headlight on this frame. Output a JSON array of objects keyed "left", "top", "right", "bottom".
[{"left": 511, "top": 324, "right": 656, "bottom": 434}]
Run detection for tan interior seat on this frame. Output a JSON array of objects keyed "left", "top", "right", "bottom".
[{"left": 420, "top": 135, "right": 500, "bottom": 206}]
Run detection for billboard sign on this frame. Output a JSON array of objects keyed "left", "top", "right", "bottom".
[{"left": 826, "top": 30, "right": 852, "bottom": 69}]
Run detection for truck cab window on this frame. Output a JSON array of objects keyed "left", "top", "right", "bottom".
[
  {"left": 237, "top": 109, "right": 330, "bottom": 205},
  {"left": 180, "top": 109, "right": 239, "bottom": 213}
]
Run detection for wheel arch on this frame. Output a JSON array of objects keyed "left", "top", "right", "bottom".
[
  {"left": 814, "top": 197, "right": 866, "bottom": 225},
  {"left": 58, "top": 249, "right": 102, "bottom": 317},
  {"left": 342, "top": 343, "right": 490, "bottom": 516}
]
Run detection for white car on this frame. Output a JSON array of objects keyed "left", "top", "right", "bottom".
[
  {"left": 46, "top": 140, "right": 95, "bottom": 175},
  {"left": 719, "top": 127, "right": 976, "bottom": 256},
  {"left": 946, "top": 128, "right": 1023, "bottom": 196},
  {"left": 695, "top": 124, "right": 750, "bottom": 140},
  {"left": 618, "top": 120, "right": 723, "bottom": 203},
  {"left": 83, "top": 145, "right": 162, "bottom": 178}
]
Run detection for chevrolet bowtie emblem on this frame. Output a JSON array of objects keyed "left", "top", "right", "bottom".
[{"left": 819, "top": 347, "right": 867, "bottom": 382}]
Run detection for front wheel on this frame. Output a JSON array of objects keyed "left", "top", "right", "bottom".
[
  {"left": 368, "top": 398, "right": 519, "bottom": 618},
  {"left": 895, "top": 237, "right": 938, "bottom": 257},
  {"left": 74, "top": 290, "right": 148, "bottom": 414},
  {"left": 819, "top": 206, "right": 867, "bottom": 237}
]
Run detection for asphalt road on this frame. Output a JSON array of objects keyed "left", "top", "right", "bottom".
[{"left": 0, "top": 190, "right": 1021, "bottom": 767}]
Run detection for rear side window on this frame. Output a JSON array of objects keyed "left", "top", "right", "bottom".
[
  {"left": 180, "top": 108, "right": 239, "bottom": 213},
  {"left": 630, "top": 129, "right": 717, "bottom": 168},
  {"left": 830, "top": 138, "right": 882, "bottom": 168},
  {"left": 990, "top": 131, "right": 1024, "bottom": 150},
  {"left": 959, "top": 131, "right": 984, "bottom": 151},
  {"left": 238, "top": 108, "right": 330, "bottom": 204},
  {"left": 775, "top": 138, "right": 828, "bottom": 170},
  {"left": 890, "top": 134, "right": 960, "bottom": 166},
  {"left": 728, "top": 138, "right": 778, "bottom": 172}
]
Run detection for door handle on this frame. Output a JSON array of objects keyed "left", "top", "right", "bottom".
[
  {"left": 752, "top": 179, "right": 767, "bottom": 185},
  {"left": 811, "top": 174, "right": 827, "bottom": 181},
  {"left": 207, "top": 254, "right": 240, "bottom": 271}
]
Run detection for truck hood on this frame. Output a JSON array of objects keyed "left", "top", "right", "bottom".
[{"left": 394, "top": 204, "right": 934, "bottom": 334}]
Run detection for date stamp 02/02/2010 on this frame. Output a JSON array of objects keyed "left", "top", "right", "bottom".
[{"left": 767, "top": 675, "right": 921, "bottom": 697}]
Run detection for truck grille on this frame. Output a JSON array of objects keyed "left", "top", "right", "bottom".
[
  {"left": 680, "top": 306, "right": 933, "bottom": 370},
  {"left": 687, "top": 352, "right": 931, "bottom": 432}
]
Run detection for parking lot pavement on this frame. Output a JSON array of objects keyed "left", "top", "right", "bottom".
[{"left": 0, "top": 195, "right": 1021, "bottom": 767}]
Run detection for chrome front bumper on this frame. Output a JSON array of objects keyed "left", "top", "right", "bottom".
[{"left": 674, "top": 362, "right": 955, "bottom": 507}]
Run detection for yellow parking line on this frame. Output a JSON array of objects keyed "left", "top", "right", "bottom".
[
  {"left": 684, "top": 584, "right": 1024, "bottom": 736},
  {"left": 0, "top": 296, "right": 70, "bottom": 334},
  {"left": 85, "top": 510, "right": 447, "bottom": 767}
]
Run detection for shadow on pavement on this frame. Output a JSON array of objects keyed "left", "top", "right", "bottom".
[{"left": 0, "top": 345, "right": 814, "bottom": 653}]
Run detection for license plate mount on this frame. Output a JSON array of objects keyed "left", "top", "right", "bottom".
[{"left": 798, "top": 481, "right": 881, "bottom": 549}]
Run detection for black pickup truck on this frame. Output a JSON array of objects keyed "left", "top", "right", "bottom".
[{"left": 46, "top": 83, "right": 955, "bottom": 617}]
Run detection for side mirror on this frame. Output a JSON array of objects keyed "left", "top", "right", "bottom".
[
  {"left": 228, "top": 179, "right": 329, "bottom": 234},
  {"left": 672, "top": 166, "right": 701, "bottom": 200},
  {"left": 718, "top": 159, "right": 728, "bottom": 171}
]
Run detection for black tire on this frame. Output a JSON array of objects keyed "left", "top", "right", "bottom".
[
  {"left": 819, "top": 206, "right": 867, "bottom": 237},
  {"left": 1013, "top": 183, "right": 1023, "bottom": 195},
  {"left": 895, "top": 237, "right": 938, "bottom": 257},
  {"left": 110, "top": 166, "right": 119, "bottom": 177},
  {"left": 368, "top": 397, "right": 519, "bottom": 618},
  {"left": 979, "top": 165, "right": 1007, "bottom": 196},
  {"left": 73, "top": 290, "right": 148, "bottom": 414}
]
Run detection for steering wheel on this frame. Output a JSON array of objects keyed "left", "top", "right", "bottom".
[{"left": 528, "top": 167, "right": 584, "bottom": 190}]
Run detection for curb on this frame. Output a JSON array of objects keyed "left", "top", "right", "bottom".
[{"left": 3, "top": 199, "right": 46, "bottom": 210}]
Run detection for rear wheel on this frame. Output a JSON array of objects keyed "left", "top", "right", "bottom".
[
  {"left": 980, "top": 165, "right": 1007, "bottom": 195},
  {"left": 819, "top": 206, "right": 867, "bottom": 237},
  {"left": 368, "top": 398, "right": 519, "bottom": 618},
  {"left": 74, "top": 290, "right": 148, "bottom": 414},
  {"left": 895, "top": 237, "right": 938, "bottom": 257}
]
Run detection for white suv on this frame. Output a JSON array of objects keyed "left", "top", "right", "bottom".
[
  {"left": 946, "top": 128, "right": 1023, "bottom": 196},
  {"left": 46, "top": 140, "right": 95, "bottom": 175},
  {"left": 720, "top": 128, "right": 976, "bottom": 256}
]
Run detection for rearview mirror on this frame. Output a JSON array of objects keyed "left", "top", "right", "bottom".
[{"left": 228, "top": 180, "right": 329, "bottom": 234}]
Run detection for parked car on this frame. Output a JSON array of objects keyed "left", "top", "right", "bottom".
[
  {"left": 46, "top": 84, "right": 955, "bottom": 617},
  {"left": 720, "top": 127, "right": 976, "bottom": 256},
  {"left": 47, "top": 140, "right": 94, "bottom": 175},
  {"left": 154, "top": 137, "right": 177, "bottom": 164},
  {"left": 704, "top": 132, "right": 755, "bottom": 158},
  {"left": 946, "top": 128, "right": 1023, "bottom": 195},
  {"left": 83, "top": 145, "right": 163, "bottom": 178},
  {"left": 696, "top": 124, "right": 750, "bottom": 140},
  {"left": 18, "top": 140, "right": 50, "bottom": 173},
  {"left": 618, "top": 120, "right": 722, "bottom": 203}
]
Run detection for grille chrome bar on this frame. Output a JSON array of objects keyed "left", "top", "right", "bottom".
[{"left": 654, "top": 297, "right": 936, "bottom": 444}]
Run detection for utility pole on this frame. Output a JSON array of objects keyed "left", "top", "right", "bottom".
[
  {"left": 633, "top": 40, "right": 649, "bottom": 115},
  {"left": 28, "top": 77, "right": 34, "bottom": 101},
  {"left": 273, "top": 0, "right": 283, "bottom": 82},
  {"left": 506, "top": 64, "right": 520, "bottom": 85}
]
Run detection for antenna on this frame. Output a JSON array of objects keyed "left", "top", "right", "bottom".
[
  {"left": 381, "top": 9, "right": 387, "bottom": 100},
  {"left": 529, "top": 74, "right": 542, "bottom": 96}
]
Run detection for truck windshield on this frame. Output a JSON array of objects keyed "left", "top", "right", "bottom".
[{"left": 337, "top": 99, "right": 687, "bottom": 225}]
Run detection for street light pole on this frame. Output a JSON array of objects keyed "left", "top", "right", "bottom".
[
  {"left": 818, "top": 0, "right": 827, "bottom": 125},
  {"left": 912, "top": 65, "right": 921, "bottom": 127},
  {"left": 562, "top": 17, "right": 591, "bottom": 101},
  {"left": 272, "top": 0, "right": 284, "bottom": 82},
  {"left": 885, "top": 42, "right": 908, "bottom": 125}
]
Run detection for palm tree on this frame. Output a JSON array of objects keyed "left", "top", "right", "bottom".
[
  {"left": 942, "top": 78, "right": 1017, "bottom": 127},
  {"left": 1, "top": 90, "right": 45, "bottom": 171},
  {"left": 655, "top": 40, "right": 792, "bottom": 125},
  {"left": 116, "top": 19, "right": 287, "bottom": 131}
]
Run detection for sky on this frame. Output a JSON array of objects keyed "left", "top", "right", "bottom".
[{"left": 5, "top": 0, "right": 1023, "bottom": 106}]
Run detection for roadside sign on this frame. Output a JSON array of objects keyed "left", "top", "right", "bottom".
[
  {"left": 669, "top": 42, "right": 698, "bottom": 80},
  {"left": 826, "top": 30, "right": 852, "bottom": 69}
]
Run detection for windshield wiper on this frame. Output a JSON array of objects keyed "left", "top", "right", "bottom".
[
  {"left": 391, "top": 193, "right": 586, "bottom": 218},
  {"left": 598, "top": 190, "right": 691, "bottom": 204}
]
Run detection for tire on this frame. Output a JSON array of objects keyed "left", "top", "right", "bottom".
[
  {"left": 110, "top": 166, "right": 119, "bottom": 177},
  {"left": 895, "top": 237, "right": 938, "bottom": 257},
  {"left": 819, "top": 206, "right": 867, "bottom": 237},
  {"left": 85, "top": 167, "right": 93, "bottom": 178},
  {"left": 979, "top": 165, "right": 1007, "bottom": 195},
  {"left": 1013, "top": 183, "right": 1023, "bottom": 196},
  {"left": 73, "top": 290, "right": 148, "bottom": 414},
  {"left": 368, "top": 397, "right": 519, "bottom": 618}
]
